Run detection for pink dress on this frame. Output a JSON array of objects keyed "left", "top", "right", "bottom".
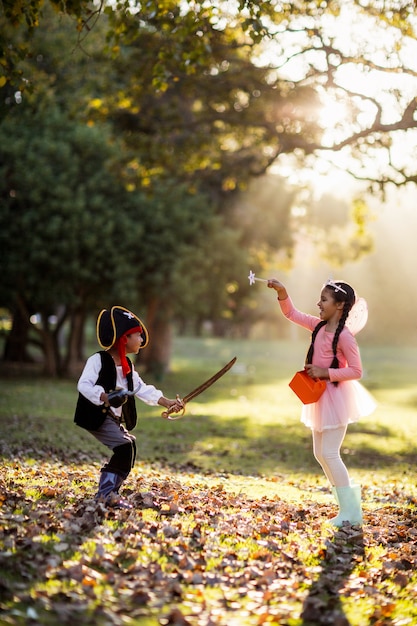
[{"left": 280, "top": 297, "right": 376, "bottom": 432}]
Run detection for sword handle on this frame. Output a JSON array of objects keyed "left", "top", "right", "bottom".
[{"left": 161, "top": 395, "right": 185, "bottom": 420}]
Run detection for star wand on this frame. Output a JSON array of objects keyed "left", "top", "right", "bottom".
[{"left": 248, "top": 270, "right": 268, "bottom": 285}]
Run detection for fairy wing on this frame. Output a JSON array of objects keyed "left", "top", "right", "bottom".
[{"left": 346, "top": 297, "right": 368, "bottom": 336}]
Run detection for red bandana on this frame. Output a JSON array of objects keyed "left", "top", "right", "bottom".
[{"left": 117, "top": 326, "right": 142, "bottom": 377}]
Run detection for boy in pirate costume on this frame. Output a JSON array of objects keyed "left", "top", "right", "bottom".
[{"left": 74, "top": 306, "right": 183, "bottom": 509}]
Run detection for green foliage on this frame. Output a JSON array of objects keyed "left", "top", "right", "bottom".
[
  {"left": 308, "top": 196, "right": 375, "bottom": 267},
  {"left": 0, "top": 2, "right": 299, "bottom": 373},
  {"left": 1, "top": 0, "right": 95, "bottom": 27},
  {"left": 0, "top": 105, "right": 141, "bottom": 312},
  {"left": 3, "top": 0, "right": 410, "bottom": 375},
  {"left": 0, "top": 100, "right": 151, "bottom": 374},
  {"left": 3, "top": 0, "right": 417, "bottom": 193},
  {"left": 124, "top": 179, "right": 250, "bottom": 327},
  {"left": 91, "top": 7, "right": 322, "bottom": 194},
  {"left": 1, "top": 0, "right": 43, "bottom": 27}
]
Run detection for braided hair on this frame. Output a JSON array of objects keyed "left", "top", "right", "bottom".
[{"left": 306, "top": 281, "right": 356, "bottom": 385}]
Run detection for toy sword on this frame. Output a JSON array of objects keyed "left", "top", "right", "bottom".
[{"left": 161, "top": 356, "right": 237, "bottom": 420}]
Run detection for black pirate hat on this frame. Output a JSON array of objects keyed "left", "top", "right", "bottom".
[{"left": 97, "top": 306, "right": 148, "bottom": 351}]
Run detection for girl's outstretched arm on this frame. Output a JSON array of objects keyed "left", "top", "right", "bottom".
[{"left": 270, "top": 281, "right": 321, "bottom": 332}]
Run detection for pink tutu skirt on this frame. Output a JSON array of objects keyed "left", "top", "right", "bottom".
[{"left": 301, "top": 380, "right": 377, "bottom": 432}]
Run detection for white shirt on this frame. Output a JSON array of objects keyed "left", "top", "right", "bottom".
[{"left": 77, "top": 352, "right": 163, "bottom": 417}]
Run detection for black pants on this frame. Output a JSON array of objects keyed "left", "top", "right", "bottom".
[{"left": 88, "top": 416, "right": 136, "bottom": 479}]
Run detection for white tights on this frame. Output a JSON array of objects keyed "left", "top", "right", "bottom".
[{"left": 312, "top": 426, "right": 350, "bottom": 487}]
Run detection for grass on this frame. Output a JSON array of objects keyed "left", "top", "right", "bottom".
[
  {"left": 2, "top": 336, "right": 417, "bottom": 489},
  {"left": 2, "top": 337, "right": 417, "bottom": 626}
]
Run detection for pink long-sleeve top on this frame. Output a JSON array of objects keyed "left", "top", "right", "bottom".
[{"left": 279, "top": 296, "right": 362, "bottom": 383}]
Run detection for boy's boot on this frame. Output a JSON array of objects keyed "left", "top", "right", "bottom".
[
  {"left": 330, "top": 485, "right": 362, "bottom": 527},
  {"left": 96, "top": 471, "right": 132, "bottom": 509}
]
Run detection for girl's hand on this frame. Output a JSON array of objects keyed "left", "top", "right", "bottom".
[
  {"left": 267, "top": 278, "right": 288, "bottom": 300},
  {"left": 305, "top": 364, "right": 329, "bottom": 380}
]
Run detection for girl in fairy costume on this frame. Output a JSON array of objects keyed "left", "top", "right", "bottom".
[{"left": 268, "top": 278, "right": 376, "bottom": 526}]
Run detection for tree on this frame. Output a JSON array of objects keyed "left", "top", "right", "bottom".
[
  {"left": 0, "top": 95, "right": 257, "bottom": 376},
  {"left": 122, "top": 181, "right": 248, "bottom": 375},
  {"left": 2, "top": 1, "right": 417, "bottom": 190},
  {"left": 1, "top": 4, "right": 300, "bottom": 375},
  {"left": 0, "top": 104, "right": 143, "bottom": 376},
  {"left": 0, "top": 10, "right": 281, "bottom": 376},
  {"left": 3, "top": 0, "right": 415, "bottom": 375}
]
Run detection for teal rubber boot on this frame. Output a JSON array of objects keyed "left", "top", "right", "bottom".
[{"left": 330, "top": 485, "right": 362, "bottom": 527}]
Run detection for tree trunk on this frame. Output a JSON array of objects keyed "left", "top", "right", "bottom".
[
  {"left": 64, "top": 307, "right": 86, "bottom": 377},
  {"left": 2, "top": 304, "right": 34, "bottom": 362},
  {"left": 39, "top": 320, "right": 59, "bottom": 377},
  {"left": 139, "top": 296, "right": 173, "bottom": 380}
]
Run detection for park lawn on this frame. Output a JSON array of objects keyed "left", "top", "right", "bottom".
[{"left": 1, "top": 337, "right": 417, "bottom": 625}]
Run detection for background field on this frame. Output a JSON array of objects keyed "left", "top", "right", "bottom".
[{"left": 1, "top": 336, "right": 417, "bottom": 489}]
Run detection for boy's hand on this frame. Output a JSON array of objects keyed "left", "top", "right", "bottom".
[
  {"left": 159, "top": 396, "right": 184, "bottom": 412},
  {"left": 107, "top": 389, "right": 129, "bottom": 408},
  {"left": 159, "top": 395, "right": 185, "bottom": 419}
]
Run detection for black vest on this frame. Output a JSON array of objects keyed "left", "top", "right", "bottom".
[{"left": 74, "top": 351, "right": 137, "bottom": 431}]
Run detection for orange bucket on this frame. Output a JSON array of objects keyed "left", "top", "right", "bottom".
[{"left": 289, "top": 370, "right": 326, "bottom": 404}]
